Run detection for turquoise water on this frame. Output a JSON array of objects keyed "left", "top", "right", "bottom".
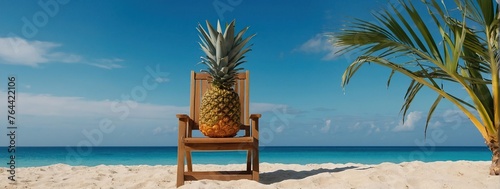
[{"left": 0, "top": 146, "right": 492, "bottom": 167}]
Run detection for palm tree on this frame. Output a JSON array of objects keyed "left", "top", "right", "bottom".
[{"left": 331, "top": 0, "right": 499, "bottom": 175}]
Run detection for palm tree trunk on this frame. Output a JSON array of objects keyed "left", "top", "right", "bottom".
[
  {"left": 488, "top": 139, "right": 500, "bottom": 175},
  {"left": 496, "top": 0, "right": 500, "bottom": 176}
]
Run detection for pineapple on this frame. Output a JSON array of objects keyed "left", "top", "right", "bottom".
[{"left": 197, "top": 20, "right": 255, "bottom": 137}]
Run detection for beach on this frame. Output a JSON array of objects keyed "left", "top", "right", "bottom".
[{"left": 1, "top": 161, "right": 498, "bottom": 189}]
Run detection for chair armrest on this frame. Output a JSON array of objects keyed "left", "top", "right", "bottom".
[
  {"left": 250, "top": 114, "right": 261, "bottom": 120},
  {"left": 177, "top": 114, "right": 191, "bottom": 139},
  {"left": 249, "top": 114, "right": 261, "bottom": 139},
  {"left": 177, "top": 114, "right": 190, "bottom": 120}
]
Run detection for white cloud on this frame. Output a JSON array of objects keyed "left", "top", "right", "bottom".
[
  {"left": 295, "top": 33, "right": 340, "bottom": 60},
  {"left": 0, "top": 37, "right": 60, "bottom": 65},
  {"left": 275, "top": 125, "right": 285, "bottom": 133},
  {"left": 155, "top": 77, "right": 170, "bottom": 83},
  {"left": 0, "top": 91, "right": 188, "bottom": 120},
  {"left": 250, "top": 103, "right": 288, "bottom": 113},
  {"left": 430, "top": 121, "right": 442, "bottom": 128},
  {"left": 0, "top": 37, "right": 122, "bottom": 69},
  {"left": 321, "top": 119, "right": 331, "bottom": 133},
  {"left": 425, "top": 109, "right": 467, "bottom": 129},
  {"left": 153, "top": 126, "right": 163, "bottom": 134},
  {"left": 251, "top": 103, "right": 295, "bottom": 133},
  {"left": 349, "top": 122, "right": 362, "bottom": 131},
  {"left": 152, "top": 125, "right": 177, "bottom": 135},
  {"left": 366, "top": 122, "right": 380, "bottom": 135},
  {"left": 349, "top": 121, "right": 380, "bottom": 135},
  {"left": 90, "top": 58, "right": 124, "bottom": 69},
  {"left": 442, "top": 109, "right": 466, "bottom": 122},
  {"left": 46, "top": 51, "right": 82, "bottom": 63},
  {"left": 91, "top": 63, "right": 122, "bottom": 69},
  {"left": 5, "top": 94, "right": 292, "bottom": 130},
  {"left": 393, "top": 111, "right": 423, "bottom": 132},
  {"left": 298, "top": 34, "right": 325, "bottom": 53},
  {"left": 388, "top": 109, "right": 469, "bottom": 131}
]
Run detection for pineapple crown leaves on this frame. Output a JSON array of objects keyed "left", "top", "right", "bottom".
[{"left": 197, "top": 20, "right": 256, "bottom": 89}]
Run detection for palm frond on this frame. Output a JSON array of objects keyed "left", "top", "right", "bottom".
[{"left": 334, "top": 0, "right": 498, "bottom": 142}]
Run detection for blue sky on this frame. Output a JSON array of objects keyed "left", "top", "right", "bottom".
[{"left": 0, "top": 0, "right": 486, "bottom": 146}]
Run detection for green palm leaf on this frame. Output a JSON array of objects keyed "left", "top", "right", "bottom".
[{"left": 332, "top": 0, "right": 499, "bottom": 175}]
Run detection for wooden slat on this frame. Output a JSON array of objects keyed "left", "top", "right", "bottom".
[
  {"left": 194, "top": 73, "right": 211, "bottom": 80},
  {"left": 186, "top": 151, "right": 193, "bottom": 172},
  {"left": 236, "top": 72, "right": 247, "bottom": 79},
  {"left": 245, "top": 71, "right": 250, "bottom": 125},
  {"left": 239, "top": 124, "right": 250, "bottom": 129},
  {"left": 192, "top": 72, "right": 200, "bottom": 124},
  {"left": 239, "top": 78, "right": 245, "bottom": 124},
  {"left": 252, "top": 170, "right": 259, "bottom": 182},
  {"left": 185, "top": 143, "right": 256, "bottom": 151},
  {"left": 251, "top": 115, "right": 260, "bottom": 140},
  {"left": 184, "top": 171, "right": 253, "bottom": 181},
  {"left": 184, "top": 137, "right": 253, "bottom": 144},
  {"left": 242, "top": 124, "right": 250, "bottom": 137},
  {"left": 194, "top": 73, "right": 245, "bottom": 80},
  {"left": 246, "top": 150, "right": 251, "bottom": 171},
  {"left": 201, "top": 79, "right": 209, "bottom": 94},
  {"left": 187, "top": 119, "right": 193, "bottom": 137},
  {"left": 252, "top": 145, "right": 259, "bottom": 181},
  {"left": 177, "top": 116, "right": 187, "bottom": 187},
  {"left": 234, "top": 78, "right": 240, "bottom": 96},
  {"left": 190, "top": 71, "right": 196, "bottom": 124}
]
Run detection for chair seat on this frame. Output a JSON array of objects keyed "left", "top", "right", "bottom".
[{"left": 183, "top": 137, "right": 257, "bottom": 151}]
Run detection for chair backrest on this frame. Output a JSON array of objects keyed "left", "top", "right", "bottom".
[{"left": 189, "top": 70, "right": 250, "bottom": 129}]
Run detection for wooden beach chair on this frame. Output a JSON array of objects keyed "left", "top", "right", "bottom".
[{"left": 176, "top": 71, "right": 261, "bottom": 187}]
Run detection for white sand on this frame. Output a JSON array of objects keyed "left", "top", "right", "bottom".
[{"left": 1, "top": 161, "right": 498, "bottom": 189}]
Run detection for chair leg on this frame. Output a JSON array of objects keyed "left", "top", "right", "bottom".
[
  {"left": 246, "top": 150, "right": 251, "bottom": 171},
  {"left": 252, "top": 146, "right": 259, "bottom": 182},
  {"left": 177, "top": 147, "right": 185, "bottom": 187},
  {"left": 187, "top": 150, "right": 193, "bottom": 172}
]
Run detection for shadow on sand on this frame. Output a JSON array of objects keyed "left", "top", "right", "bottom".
[{"left": 259, "top": 166, "right": 367, "bottom": 184}]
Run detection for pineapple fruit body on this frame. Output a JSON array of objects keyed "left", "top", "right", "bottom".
[{"left": 199, "top": 86, "right": 241, "bottom": 137}]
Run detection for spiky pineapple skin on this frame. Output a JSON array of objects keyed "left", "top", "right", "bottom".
[{"left": 199, "top": 86, "right": 241, "bottom": 137}]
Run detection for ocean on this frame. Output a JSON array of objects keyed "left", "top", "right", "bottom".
[{"left": 0, "top": 146, "right": 492, "bottom": 168}]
